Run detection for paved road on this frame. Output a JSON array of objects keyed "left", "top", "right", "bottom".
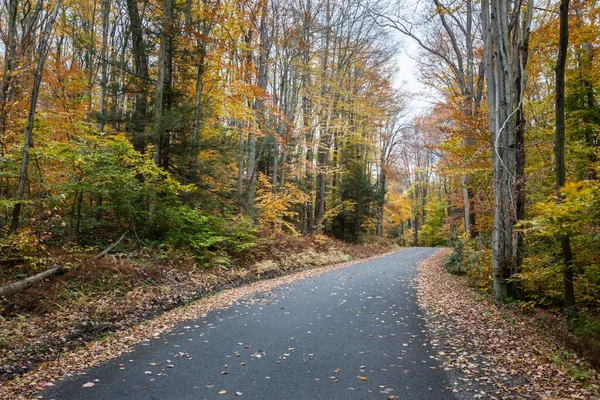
[{"left": 43, "top": 248, "right": 455, "bottom": 400}]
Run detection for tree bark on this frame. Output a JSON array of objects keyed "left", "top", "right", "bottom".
[
  {"left": 246, "top": 0, "right": 270, "bottom": 218},
  {"left": 152, "top": 0, "right": 174, "bottom": 169},
  {"left": 482, "top": 0, "right": 533, "bottom": 302},
  {"left": 98, "top": 0, "right": 111, "bottom": 132},
  {"left": 302, "top": 0, "right": 314, "bottom": 234},
  {"left": 0, "top": 0, "right": 18, "bottom": 142},
  {"left": 0, "top": 266, "right": 67, "bottom": 298},
  {"left": 555, "top": 0, "right": 576, "bottom": 311},
  {"left": 314, "top": 0, "right": 332, "bottom": 232},
  {"left": 126, "top": 0, "right": 150, "bottom": 153}
]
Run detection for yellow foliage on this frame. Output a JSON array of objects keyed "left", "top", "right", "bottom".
[{"left": 255, "top": 174, "right": 308, "bottom": 234}]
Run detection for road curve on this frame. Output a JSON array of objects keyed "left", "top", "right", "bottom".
[{"left": 43, "top": 248, "right": 455, "bottom": 400}]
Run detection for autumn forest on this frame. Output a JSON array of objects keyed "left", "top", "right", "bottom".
[{"left": 1, "top": 0, "right": 600, "bottom": 395}]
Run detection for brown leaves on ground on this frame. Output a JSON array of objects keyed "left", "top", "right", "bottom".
[
  {"left": 417, "top": 249, "right": 599, "bottom": 399},
  {"left": 0, "top": 247, "right": 400, "bottom": 400}
]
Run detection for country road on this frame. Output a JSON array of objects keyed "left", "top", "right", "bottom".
[{"left": 43, "top": 248, "right": 455, "bottom": 400}]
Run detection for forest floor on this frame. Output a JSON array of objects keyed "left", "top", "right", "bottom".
[
  {"left": 0, "top": 234, "right": 394, "bottom": 398},
  {"left": 418, "top": 250, "right": 600, "bottom": 399}
]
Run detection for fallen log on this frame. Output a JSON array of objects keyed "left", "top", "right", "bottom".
[
  {"left": 0, "top": 265, "right": 67, "bottom": 298},
  {"left": 0, "top": 231, "right": 128, "bottom": 298},
  {"left": 93, "top": 231, "right": 128, "bottom": 260}
]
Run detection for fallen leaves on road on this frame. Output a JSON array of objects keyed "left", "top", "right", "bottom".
[{"left": 417, "top": 249, "right": 599, "bottom": 399}]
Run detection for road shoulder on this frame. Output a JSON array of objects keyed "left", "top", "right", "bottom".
[{"left": 417, "top": 249, "right": 599, "bottom": 399}]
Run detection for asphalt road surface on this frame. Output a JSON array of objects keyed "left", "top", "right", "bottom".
[{"left": 43, "top": 247, "right": 455, "bottom": 400}]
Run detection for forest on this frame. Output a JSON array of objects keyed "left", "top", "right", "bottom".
[{"left": 0, "top": 0, "right": 600, "bottom": 391}]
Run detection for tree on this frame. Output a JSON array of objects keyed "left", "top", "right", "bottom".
[
  {"left": 555, "top": 0, "right": 576, "bottom": 311},
  {"left": 481, "top": 0, "right": 532, "bottom": 301}
]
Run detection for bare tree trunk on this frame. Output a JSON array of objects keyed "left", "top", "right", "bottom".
[
  {"left": 0, "top": 0, "right": 19, "bottom": 143},
  {"left": 482, "top": 0, "right": 532, "bottom": 302},
  {"left": 191, "top": 37, "right": 207, "bottom": 175},
  {"left": 237, "top": 127, "right": 245, "bottom": 192},
  {"left": 302, "top": 0, "right": 314, "bottom": 234},
  {"left": 555, "top": 0, "right": 576, "bottom": 311},
  {"left": 98, "top": 0, "right": 111, "bottom": 132},
  {"left": 86, "top": 0, "right": 98, "bottom": 110},
  {"left": 461, "top": 152, "right": 477, "bottom": 237},
  {"left": 152, "top": 0, "right": 174, "bottom": 168},
  {"left": 11, "top": 0, "right": 62, "bottom": 232},
  {"left": 376, "top": 171, "right": 386, "bottom": 236},
  {"left": 246, "top": 0, "right": 270, "bottom": 218},
  {"left": 272, "top": 138, "right": 279, "bottom": 191},
  {"left": 246, "top": 131, "right": 257, "bottom": 214},
  {"left": 126, "top": 0, "right": 150, "bottom": 153},
  {"left": 314, "top": 0, "right": 332, "bottom": 232},
  {"left": 513, "top": 0, "right": 533, "bottom": 295},
  {"left": 0, "top": 265, "right": 67, "bottom": 298}
]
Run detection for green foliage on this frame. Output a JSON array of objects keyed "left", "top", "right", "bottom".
[
  {"left": 517, "top": 252, "right": 565, "bottom": 307},
  {"left": 153, "top": 205, "right": 224, "bottom": 257},
  {"left": 150, "top": 205, "right": 257, "bottom": 262},
  {"left": 330, "top": 156, "right": 378, "bottom": 242},
  {"left": 520, "top": 178, "right": 600, "bottom": 308},
  {"left": 573, "top": 313, "right": 600, "bottom": 370},
  {"left": 443, "top": 241, "right": 468, "bottom": 275},
  {"left": 444, "top": 237, "right": 492, "bottom": 290},
  {"left": 40, "top": 134, "right": 190, "bottom": 242}
]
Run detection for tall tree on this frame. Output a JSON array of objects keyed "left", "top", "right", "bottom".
[
  {"left": 152, "top": 0, "right": 174, "bottom": 169},
  {"left": 125, "top": 0, "right": 150, "bottom": 153},
  {"left": 555, "top": 0, "right": 576, "bottom": 311},
  {"left": 481, "top": 0, "right": 532, "bottom": 301}
]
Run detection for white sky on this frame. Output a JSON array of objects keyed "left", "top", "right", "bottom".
[{"left": 390, "top": 23, "right": 436, "bottom": 119}]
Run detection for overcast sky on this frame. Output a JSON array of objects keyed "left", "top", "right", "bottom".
[{"left": 391, "top": 34, "right": 436, "bottom": 119}]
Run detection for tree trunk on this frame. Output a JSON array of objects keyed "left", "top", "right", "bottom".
[
  {"left": 482, "top": 0, "right": 532, "bottom": 302},
  {"left": 376, "top": 171, "right": 386, "bottom": 236},
  {"left": 126, "top": 0, "right": 150, "bottom": 153},
  {"left": 0, "top": 266, "right": 67, "bottom": 298},
  {"left": 302, "top": 0, "right": 314, "bottom": 234},
  {"left": 555, "top": 0, "right": 576, "bottom": 311},
  {"left": 0, "top": 0, "right": 18, "bottom": 142},
  {"left": 314, "top": 0, "right": 332, "bottom": 233},
  {"left": 191, "top": 9, "right": 212, "bottom": 176},
  {"left": 98, "top": 0, "right": 111, "bottom": 132},
  {"left": 246, "top": 0, "right": 270, "bottom": 218},
  {"left": 461, "top": 142, "right": 477, "bottom": 238},
  {"left": 152, "top": 0, "right": 174, "bottom": 168},
  {"left": 513, "top": 0, "right": 533, "bottom": 294}
]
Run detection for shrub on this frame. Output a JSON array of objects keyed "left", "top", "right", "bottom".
[
  {"left": 444, "top": 236, "right": 492, "bottom": 290},
  {"left": 151, "top": 206, "right": 257, "bottom": 262}
]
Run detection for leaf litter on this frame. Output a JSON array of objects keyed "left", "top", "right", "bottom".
[{"left": 417, "top": 249, "right": 599, "bottom": 399}]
